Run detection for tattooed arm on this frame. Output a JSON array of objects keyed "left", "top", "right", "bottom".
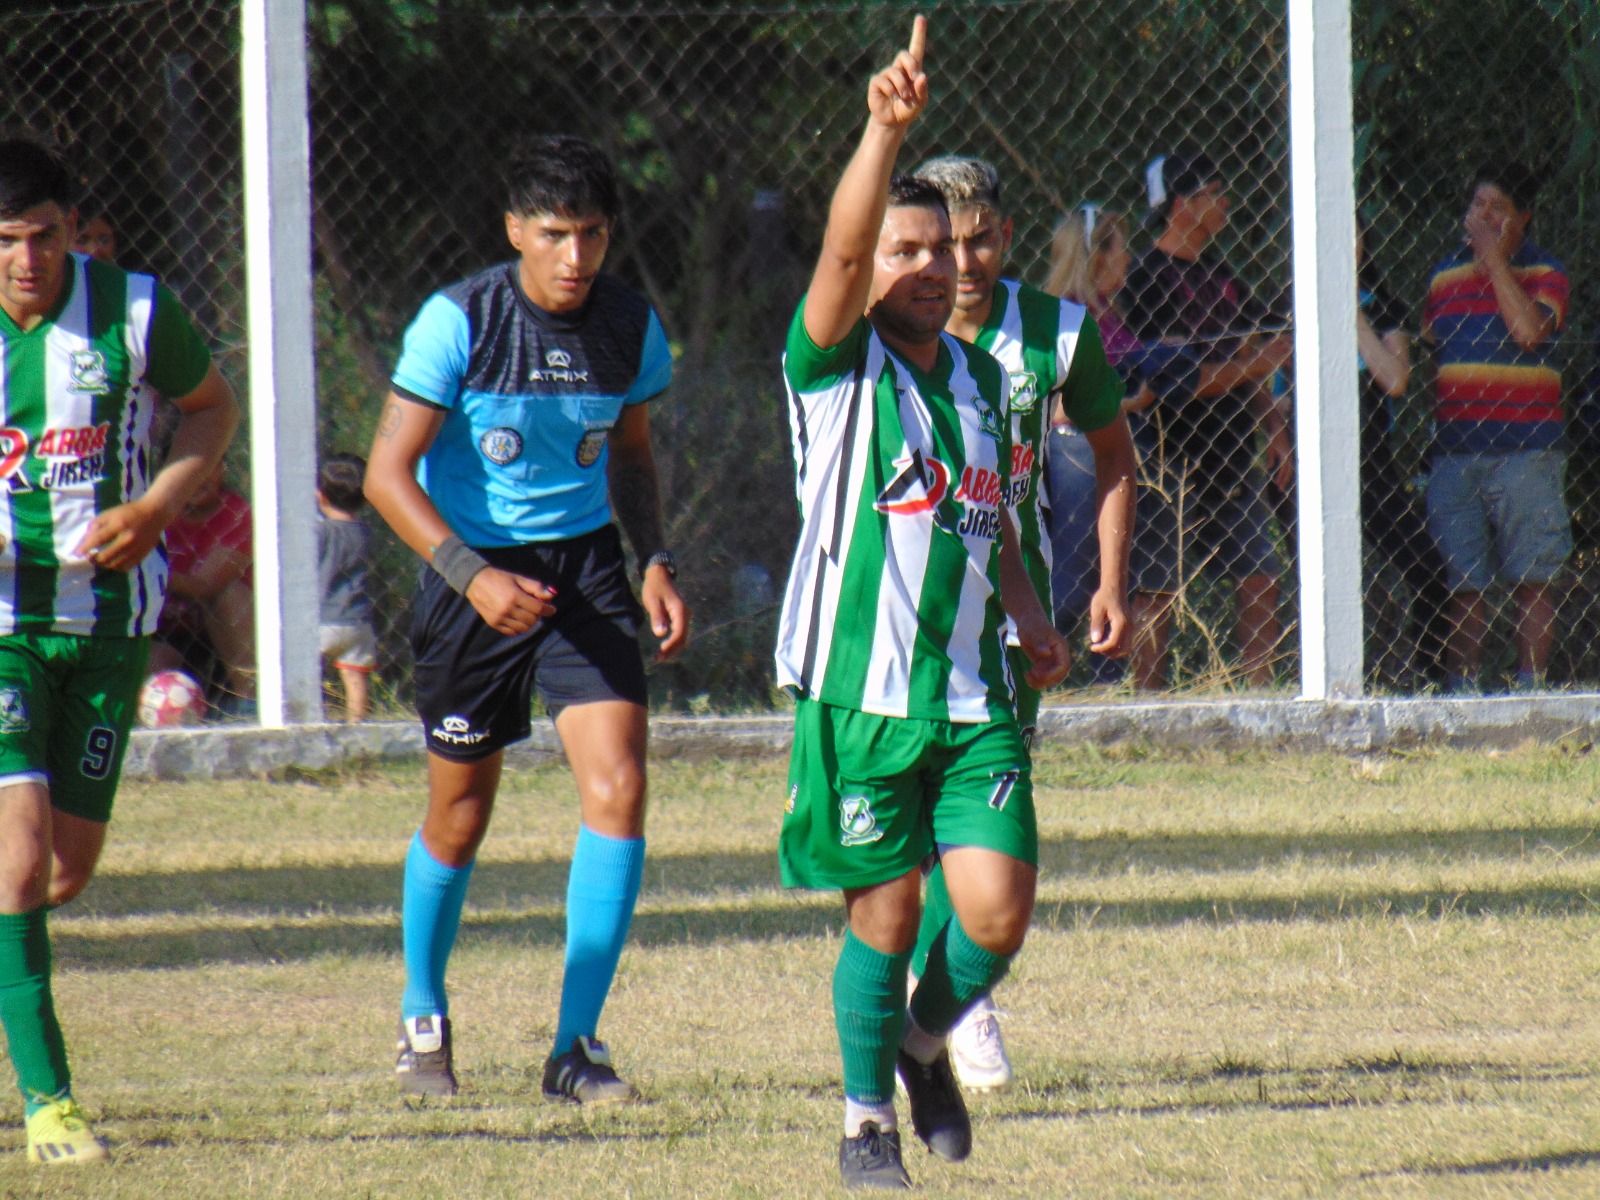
[{"left": 608, "top": 403, "right": 689, "bottom": 660}]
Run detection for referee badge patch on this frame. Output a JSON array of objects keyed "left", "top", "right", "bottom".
[
  {"left": 575, "top": 429, "right": 608, "bottom": 468},
  {"left": 479, "top": 427, "right": 523, "bottom": 466},
  {"left": 839, "top": 795, "right": 883, "bottom": 846}
]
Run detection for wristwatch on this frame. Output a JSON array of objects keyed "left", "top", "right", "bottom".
[{"left": 643, "top": 549, "right": 678, "bottom": 580}]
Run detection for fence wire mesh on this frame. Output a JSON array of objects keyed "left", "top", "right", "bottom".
[{"left": 4, "top": 0, "right": 1600, "bottom": 719}]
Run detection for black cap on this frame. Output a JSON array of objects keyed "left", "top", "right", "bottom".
[{"left": 1146, "top": 151, "right": 1221, "bottom": 210}]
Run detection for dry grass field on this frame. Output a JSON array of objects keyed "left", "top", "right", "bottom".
[{"left": 2, "top": 740, "right": 1600, "bottom": 1197}]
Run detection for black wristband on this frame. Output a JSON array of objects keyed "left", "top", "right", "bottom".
[{"left": 432, "top": 534, "right": 490, "bottom": 596}]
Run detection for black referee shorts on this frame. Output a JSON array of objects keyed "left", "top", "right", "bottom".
[{"left": 411, "top": 524, "right": 649, "bottom": 761}]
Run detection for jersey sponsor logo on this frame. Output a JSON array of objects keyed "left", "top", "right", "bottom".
[
  {"left": 0, "top": 429, "right": 33, "bottom": 494},
  {"left": 431, "top": 714, "right": 489, "bottom": 747},
  {"left": 34, "top": 423, "right": 111, "bottom": 491},
  {"left": 1008, "top": 370, "right": 1040, "bottom": 413},
  {"left": 479, "top": 427, "right": 523, "bottom": 466},
  {"left": 839, "top": 795, "right": 884, "bottom": 846},
  {"left": 530, "top": 346, "right": 590, "bottom": 385},
  {"left": 0, "top": 686, "right": 29, "bottom": 734},
  {"left": 955, "top": 464, "right": 1004, "bottom": 540},
  {"left": 1005, "top": 444, "right": 1035, "bottom": 507},
  {"left": 68, "top": 351, "right": 110, "bottom": 395},
  {"left": 575, "top": 428, "right": 608, "bottom": 468},
  {"left": 874, "top": 449, "right": 950, "bottom": 516}
]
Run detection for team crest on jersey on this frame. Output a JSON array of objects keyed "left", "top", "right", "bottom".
[
  {"left": 479, "top": 427, "right": 523, "bottom": 466},
  {"left": 874, "top": 449, "right": 950, "bottom": 516},
  {"left": 575, "top": 428, "right": 608, "bottom": 468},
  {"left": 971, "top": 389, "right": 1004, "bottom": 442},
  {"left": 839, "top": 795, "right": 883, "bottom": 846},
  {"left": 68, "top": 351, "right": 109, "bottom": 395},
  {"left": 0, "top": 687, "right": 29, "bottom": 734},
  {"left": 1008, "top": 370, "right": 1040, "bottom": 414}
]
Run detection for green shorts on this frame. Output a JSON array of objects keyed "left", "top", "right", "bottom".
[
  {"left": 0, "top": 633, "right": 149, "bottom": 823},
  {"left": 1007, "top": 644, "right": 1041, "bottom": 746},
  {"left": 779, "top": 699, "right": 1036, "bottom": 891}
]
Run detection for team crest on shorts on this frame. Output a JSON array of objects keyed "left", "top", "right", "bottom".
[
  {"left": 0, "top": 687, "right": 29, "bottom": 733},
  {"left": 839, "top": 795, "right": 883, "bottom": 846},
  {"left": 479, "top": 427, "right": 523, "bottom": 466},
  {"left": 575, "top": 429, "right": 608, "bottom": 467}
]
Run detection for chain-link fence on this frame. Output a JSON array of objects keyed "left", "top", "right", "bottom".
[{"left": 5, "top": 0, "right": 1600, "bottom": 719}]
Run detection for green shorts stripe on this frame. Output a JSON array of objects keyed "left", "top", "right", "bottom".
[{"left": 779, "top": 699, "right": 1036, "bottom": 891}]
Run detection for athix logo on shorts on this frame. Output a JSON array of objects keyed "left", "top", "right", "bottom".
[
  {"left": 431, "top": 714, "right": 488, "bottom": 747},
  {"left": 479, "top": 427, "right": 523, "bottom": 466},
  {"left": 874, "top": 449, "right": 949, "bottom": 515},
  {"left": 839, "top": 795, "right": 883, "bottom": 846},
  {"left": 530, "top": 346, "right": 590, "bottom": 385}
]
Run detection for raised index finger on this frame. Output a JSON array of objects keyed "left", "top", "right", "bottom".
[{"left": 908, "top": 14, "right": 926, "bottom": 66}]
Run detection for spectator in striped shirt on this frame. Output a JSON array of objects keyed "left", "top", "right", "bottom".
[{"left": 1422, "top": 161, "right": 1571, "bottom": 691}]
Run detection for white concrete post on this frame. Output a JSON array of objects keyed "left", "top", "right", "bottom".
[
  {"left": 1287, "top": 0, "right": 1363, "bottom": 699},
  {"left": 241, "top": 0, "right": 323, "bottom": 725}
]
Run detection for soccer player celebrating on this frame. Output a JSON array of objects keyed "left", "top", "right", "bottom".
[
  {"left": 907, "top": 155, "right": 1135, "bottom": 1090},
  {"left": 364, "top": 135, "right": 688, "bottom": 1104},
  {"left": 0, "top": 135, "right": 240, "bottom": 1164},
  {"left": 775, "top": 19, "right": 1071, "bottom": 1188}
]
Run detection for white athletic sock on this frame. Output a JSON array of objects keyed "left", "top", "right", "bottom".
[
  {"left": 844, "top": 1096, "right": 897, "bottom": 1136},
  {"left": 900, "top": 1014, "right": 945, "bottom": 1066}
]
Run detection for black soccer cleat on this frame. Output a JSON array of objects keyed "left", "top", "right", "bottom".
[
  {"left": 896, "top": 1046, "right": 972, "bottom": 1162},
  {"left": 396, "top": 1014, "right": 458, "bottom": 1097},
  {"left": 541, "top": 1036, "right": 638, "bottom": 1104},
  {"left": 838, "top": 1121, "right": 912, "bottom": 1190}
]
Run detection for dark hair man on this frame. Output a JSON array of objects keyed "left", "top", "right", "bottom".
[
  {"left": 0, "top": 134, "right": 240, "bottom": 1165},
  {"left": 774, "top": 19, "right": 1072, "bottom": 1188},
  {"left": 1422, "top": 160, "right": 1570, "bottom": 691},
  {"left": 907, "top": 153, "right": 1134, "bottom": 1092},
  {"left": 1122, "top": 150, "right": 1294, "bottom": 689},
  {"left": 364, "top": 132, "right": 688, "bottom": 1105}
]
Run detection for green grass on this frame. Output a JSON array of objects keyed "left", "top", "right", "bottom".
[{"left": 6, "top": 743, "right": 1600, "bottom": 1196}]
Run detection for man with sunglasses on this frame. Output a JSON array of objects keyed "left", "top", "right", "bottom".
[{"left": 909, "top": 156, "right": 1136, "bottom": 1092}]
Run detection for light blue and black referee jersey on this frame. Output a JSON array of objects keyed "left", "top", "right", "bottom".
[{"left": 392, "top": 264, "right": 672, "bottom": 546}]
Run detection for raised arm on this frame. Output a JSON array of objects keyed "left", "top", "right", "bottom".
[{"left": 802, "top": 15, "right": 928, "bottom": 350}]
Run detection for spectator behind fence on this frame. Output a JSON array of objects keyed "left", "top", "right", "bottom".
[
  {"left": 70, "top": 194, "right": 115, "bottom": 263},
  {"left": 148, "top": 463, "right": 255, "bottom": 716},
  {"left": 317, "top": 453, "right": 377, "bottom": 722},
  {"left": 1122, "top": 150, "right": 1294, "bottom": 688},
  {"left": 1043, "top": 203, "right": 1203, "bottom": 688},
  {"left": 1355, "top": 220, "right": 1449, "bottom": 687},
  {"left": 1423, "top": 161, "right": 1571, "bottom": 691}
]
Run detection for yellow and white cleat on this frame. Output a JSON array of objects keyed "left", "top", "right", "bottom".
[{"left": 25, "top": 1097, "right": 110, "bottom": 1165}]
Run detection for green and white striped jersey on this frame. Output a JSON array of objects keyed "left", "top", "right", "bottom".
[
  {"left": 777, "top": 307, "right": 1015, "bottom": 724},
  {"left": 0, "top": 254, "right": 211, "bottom": 636},
  {"left": 970, "top": 279, "right": 1121, "bottom": 632}
]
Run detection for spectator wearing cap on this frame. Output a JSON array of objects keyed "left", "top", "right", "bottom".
[
  {"left": 1423, "top": 161, "right": 1570, "bottom": 691},
  {"left": 1121, "top": 150, "right": 1294, "bottom": 688}
]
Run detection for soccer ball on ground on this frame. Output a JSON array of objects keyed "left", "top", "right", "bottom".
[{"left": 137, "top": 670, "right": 208, "bottom": 729}]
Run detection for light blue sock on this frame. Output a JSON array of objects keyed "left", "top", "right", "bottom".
[
  {"left": 401, "top": 831, "right": 475, "bottom": 1020},
  {"left": 553, "top": 826, "right": 645, "bottom": 1055}
]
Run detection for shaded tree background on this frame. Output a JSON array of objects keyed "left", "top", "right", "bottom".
[{"left": 4, "top": 0, "right": 1600, "bottom": 704}]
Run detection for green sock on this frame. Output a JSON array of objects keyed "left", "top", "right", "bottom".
[
  {"left": 0, "top": 909, "right": 70, "bottom": 1116},
  {"left": 910, "top": 861, "right": 953, "bottom": 979},
  {"left": 833, "top": 931, "right": 911, "bottom": 1105},
  {"left": 908, "top": 915, "right": 1009, "bottom": 1040}
]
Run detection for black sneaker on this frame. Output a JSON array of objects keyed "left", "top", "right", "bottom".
[
  {"left": 396, "top": 1014, "right": 457, "bottom": 1097},
  {"left": 541, "top": 1036, "right": 638, "bottom": 1104},
  {"left": 896, "top": 1047, "right": 972, "bottom": 1162},
  {"left": 838, "top": 1121, "right": 912, "bottom": 1190}
]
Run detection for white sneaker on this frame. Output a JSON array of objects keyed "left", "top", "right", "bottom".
[{"left": 948, "top": 995, "right": 1012, "bottom": 1092}]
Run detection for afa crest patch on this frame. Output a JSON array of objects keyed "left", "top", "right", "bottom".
[
  {"left": 839, "top": 795, "right": 883, "bottom": 847},
  {"left": 575, "top": 429, "right": 608, "bottom": 468},
  {"left": 479, "top": 427, "right": 523, "bottom": 466}
]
